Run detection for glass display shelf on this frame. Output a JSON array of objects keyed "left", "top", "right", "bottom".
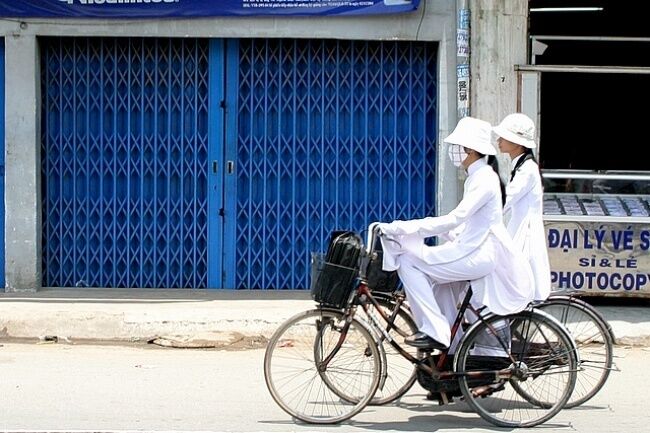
[
  {"left": 542, "top": 171, "right": 650, "bottom": 222},
  {"left": 544, "top": 194, "right": 650, "bottom": 218}
]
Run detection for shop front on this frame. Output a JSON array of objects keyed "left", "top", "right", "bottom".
[
  {"left": 521, "top": 1, "right": 650, "bottom": 297},
  {"left": 542, "top": 172, "right": 650, "bottom": 297},
  {"left": 1, "top": 0, "right": 463, "bottom": 291}
]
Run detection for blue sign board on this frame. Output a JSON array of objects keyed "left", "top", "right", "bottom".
[{"left": 0, "top": 0, "right": 420, "bottom": 18}]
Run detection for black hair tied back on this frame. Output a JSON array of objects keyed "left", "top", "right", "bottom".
[
  {"left": 510, "top": 148, "right": 536, "bottom": 182},
  {"left": 487, "top": 155, "right": 506, "bottom": 206}
]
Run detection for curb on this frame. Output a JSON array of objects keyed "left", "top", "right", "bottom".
[{"left": 1, "top": 290, "right": 649, "bottom": 348}]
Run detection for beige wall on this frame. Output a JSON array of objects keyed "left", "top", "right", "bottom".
[
  {"left": 468, "top": 0, "right": 529, "bottom": 181},
  {"left": 470, "top": 0, "right": 528, "bottom": 125}
]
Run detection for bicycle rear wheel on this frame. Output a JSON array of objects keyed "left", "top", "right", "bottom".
[
  {"left": 263, "top": 308, "right": 381, "bottom": 424},
  {"left": 536, "top": 295, "right": 614, "bottom": 407},
  {"left": 361, "top": 294, "right": 418, "bottom": 405},
  {"left": 455, "top": 310, "right": 577, "bottom": 428}
]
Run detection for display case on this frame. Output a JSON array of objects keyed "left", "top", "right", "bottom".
[{"left": 543, "top": 171, "right": 650, "bottom": 297}]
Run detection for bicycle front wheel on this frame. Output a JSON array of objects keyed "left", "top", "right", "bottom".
[
  {"left": 455, "top": 310, "right": 578, "bottom": 428},
  {"left": 264, "top": 308, "right": 381, "bottom": 424},
  {"left": 536, "top": 295, "right": 614, "bottom": 407}
]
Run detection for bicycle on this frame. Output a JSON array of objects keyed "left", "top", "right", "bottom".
[
  {"left": 361, "top": 216, "right": 617, "bottom": 409},
  {"left": 264, "top": 227, "right": 579, "bottom": 427},
  {"left": 336, "top": 226, "right": 608, "bottom": 409},
  {"left": 373, "top": 290, "right": 619, "bottom": 409},
  {"left": 371, "top": 284, "right": 616, "bottom": 408}
]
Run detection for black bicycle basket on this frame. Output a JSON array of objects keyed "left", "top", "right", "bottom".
[
  {"left": 365, "top": 231, "right": 401, "bottom": 293},
  {"left": 310, "top": 231, "right": 362, "bottom": 309}
]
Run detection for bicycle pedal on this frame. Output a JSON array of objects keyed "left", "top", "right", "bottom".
[{"left": 426, "top": 391, "right": 452, "bottom": 405}]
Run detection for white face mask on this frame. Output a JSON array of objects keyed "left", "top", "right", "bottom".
[{"left": 448, "top": 144, "right": 468, "bottom": 167}]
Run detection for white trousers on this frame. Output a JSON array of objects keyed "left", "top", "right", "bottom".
[{"left": 395, "top": 235, "right": 497, "bottom": 348}]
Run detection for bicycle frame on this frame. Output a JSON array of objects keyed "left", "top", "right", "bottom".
[
  {"left": 354, "top": 278, "right": 517, "bottom": 383},
  {"left": 359, "top": 224, "right": 517, "bottom": 379}
]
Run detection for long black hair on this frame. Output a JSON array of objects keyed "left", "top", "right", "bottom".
[{"left": 486, "top": 154, "right": 506, "bottom": 206}]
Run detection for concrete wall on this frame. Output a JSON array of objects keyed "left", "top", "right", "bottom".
[
  {"left": 469, "top": 0, "right": 528, "bottom": 177},
  {"left": 3, "top": 35, "right": 41, "bottom": 292},
  {"left": 1, "top": 1, "right": 462, "bottom": 291}
]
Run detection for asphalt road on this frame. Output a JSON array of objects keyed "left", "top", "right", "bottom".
[{"left": 0, "top": 341, "right": 645, "bottom": 432}]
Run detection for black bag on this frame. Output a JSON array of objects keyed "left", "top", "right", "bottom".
[
  {"left": 310, "top": 231, "right": 363, "bottom": 308},
  {"left": 366, "top": 235, "right": 401, "bottom": 293}
]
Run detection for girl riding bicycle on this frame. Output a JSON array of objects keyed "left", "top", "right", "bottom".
[
  {"left": 494, "top": 113, "right": 551, "bottom": 301},
  {"left": 377, "top": 116, "right": 535, "bottom": 352}
]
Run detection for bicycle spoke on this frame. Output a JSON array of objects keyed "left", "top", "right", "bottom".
[
  {"left": 456, "top": 311, "right": 577, "bottom": 427},
  {"left": 537, "top": 297, "right": 614, "bottom": 407},
  {"left": 264, "top": 309, "right": 381, "bottom": 424}
]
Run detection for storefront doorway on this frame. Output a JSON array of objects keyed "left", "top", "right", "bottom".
[{"left": 40, "top": 37, "right": 439, "bottom": 289}]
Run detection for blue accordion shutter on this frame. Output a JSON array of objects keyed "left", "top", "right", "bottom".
[
  {"left": 230, "top": 39, "right": 437, "bottom": 290},
  {"left": 41, "top": 38, "right": 210, "bottom": 288},
  {"left": 40, "top": 37, "right": 437, "bottom": 289}
]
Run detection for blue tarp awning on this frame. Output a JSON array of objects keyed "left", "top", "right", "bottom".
[{"left": 0, "top": 0, "right": 420, "bottom": 18}]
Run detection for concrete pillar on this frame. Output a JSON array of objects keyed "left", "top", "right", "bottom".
[
  {"left": 470, "top": 0, "right": 528, "bottom": 125},
  {"left": 4, "top": 34, "right": 41, "bottom": 292},
  {"left": 469, "top": 0, "right": 528, "bottom": 180}
]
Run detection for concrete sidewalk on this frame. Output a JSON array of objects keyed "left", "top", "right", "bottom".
[{"left": 1, "top": 289, "right": 649, "bottom": 348}]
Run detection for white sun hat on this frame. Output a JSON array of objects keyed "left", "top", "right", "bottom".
[
  {"left": 493, "top": 113, "right": 536, "bottom": 149},
  {"left": 443, "top": 116, "right": 496, "bottom": 155}
]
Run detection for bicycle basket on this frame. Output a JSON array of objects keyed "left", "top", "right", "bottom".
[
  {"left": 310, "top": 253, "right": 359, "bottom": 309},
  {"left": 366, "top": 232, "right": 401, "bottom": 294}
]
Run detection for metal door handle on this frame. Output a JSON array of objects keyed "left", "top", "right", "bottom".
[{"left": 227, "top": 161, "right": 234, "bottom": 174}]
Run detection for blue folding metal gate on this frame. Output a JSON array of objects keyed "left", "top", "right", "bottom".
[
  {"left": 41, "top": 37, "right": 437, "bottom": 289},
  {"left": 41, "top": 38, "right": 213, "bottom": 288},
  {"left": 229, "top": 39, "right": 438, "bottom": 290}
]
